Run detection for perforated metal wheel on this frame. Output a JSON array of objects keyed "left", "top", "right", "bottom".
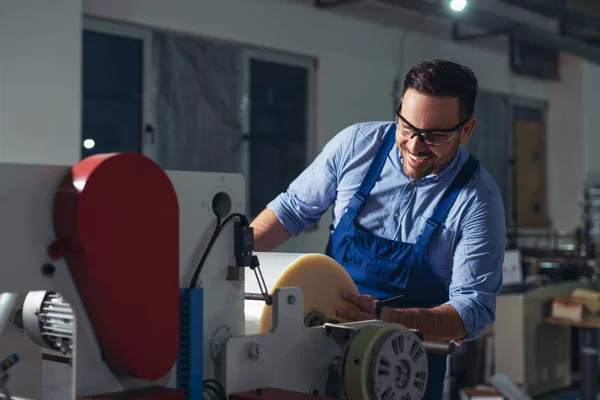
[{"left": 343, "top": 324, "right": 428, "bottom": 400}]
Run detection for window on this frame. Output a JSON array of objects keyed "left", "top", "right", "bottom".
[
  {"left": 82, "top": 20, "right": 318, "bottom": 224},
  {"left": 240, "top": 50, "right": 316, "bottom": 218},
  {"left": 81, "top": 18, "right": 156, "bottom": 161}
]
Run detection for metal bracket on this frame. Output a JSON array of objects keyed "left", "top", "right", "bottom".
[
  {"left": 210, "top": 325, "right": 232, "bottom": 363},
  {"left": 315, "top": 0, "right": 363, "bottom": 8},
  {"left": 452, "top": 21, "right": 512, "bottom": 42},
  {"left": 220, "top": 288, "right": 341, "bottom": 395},
  {"left": 305, "top": 311, "right": 339, "bottom": 328}
]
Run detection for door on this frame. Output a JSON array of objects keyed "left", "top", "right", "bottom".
[{"left": 513, "top": 107, "right": 548, "bottom": 227}]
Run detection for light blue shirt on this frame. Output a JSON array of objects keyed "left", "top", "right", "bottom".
[{"left": 268, "top": 121, "right": 505, "bottom": 341}]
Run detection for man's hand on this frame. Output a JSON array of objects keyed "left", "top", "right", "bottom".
[
  {"left": 337, "top": 292, "right": 467, "bottom": 341},
  {"left": 336, "top": 292, "right": 398, "bottom": 323}
]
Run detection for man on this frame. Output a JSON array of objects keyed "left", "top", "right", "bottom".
[{"left": 250, "top": 59, "right": 505, "bottom": 400}]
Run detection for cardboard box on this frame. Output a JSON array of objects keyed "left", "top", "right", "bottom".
[
  {"left": 551, "top": 290, "right": 600, "bottom": 322},
  {"left": 572, "top": 288, "right": 600, "bottom": 303}
]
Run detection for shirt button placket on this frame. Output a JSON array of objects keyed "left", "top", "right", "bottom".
[{"left": 394, "top": 180, "right": 418, "bottom": 238}]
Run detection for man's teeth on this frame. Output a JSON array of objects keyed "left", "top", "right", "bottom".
[{"left": 409, "top": 153, "right": 431, "bottom": 162}]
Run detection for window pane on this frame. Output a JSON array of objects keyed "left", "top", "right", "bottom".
[
  {"left": 249, "top": 58, "right": 309, "bottom": 217},
  {"left": 82, "top": 30, "right": 144, "bottom": 158}
]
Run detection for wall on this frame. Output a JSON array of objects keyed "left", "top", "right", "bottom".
[
  {"left": 0, "top": 0, "right": 82, "bottom": 165},
  {"left": 0, "top": 0, "right": 590, "bottom": 250},
  {"left": 82, "top": 0, "right": 591, "bottom": 249},
  {"left": 583, "top": 60, "right": 600, "bottom": 185},
  {"left": 547, "top": 54, "right": 585, "bottom": 231}
]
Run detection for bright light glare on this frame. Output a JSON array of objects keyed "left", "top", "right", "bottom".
[
  {"left": 450, "top": 0, "right": 467, "bottom": 11},
  {"left": 83, "top": 139, "right": 95, "bottom": 149}
]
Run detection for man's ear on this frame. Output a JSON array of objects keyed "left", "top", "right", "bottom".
[{"left": 460, "top": 118, "right": 477, "bottom": 145}]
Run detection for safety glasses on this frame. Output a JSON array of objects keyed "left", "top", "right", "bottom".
[{"left": 395, "top": 103, "right": 470, "bottom": 146}]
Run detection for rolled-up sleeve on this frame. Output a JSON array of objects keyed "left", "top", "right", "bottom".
[
  {"left": 267, "top": 125, "right": 354, "bottom": 236},
  {"left": 445, "top": 190, "right": 505, "bottom": 341}
]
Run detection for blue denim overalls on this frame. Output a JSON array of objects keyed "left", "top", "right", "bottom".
[{"left": 325, "top": 124, "right": 479, "bottom": 400}]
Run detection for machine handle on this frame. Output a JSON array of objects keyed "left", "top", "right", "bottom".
[{"left": 421, "top": 340, "right": 456, "bottom": 355}]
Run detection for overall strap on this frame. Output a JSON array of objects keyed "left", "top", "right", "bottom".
[
  {"left": 346, "top": 124, "right": 396, "bottom": 218},
  {"left": 416, "top": 154, "right": 480, "bottom": 248}
]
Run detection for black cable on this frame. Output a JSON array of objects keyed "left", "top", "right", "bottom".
[
  {"left": 188, "top": 212, "right": 250, "bottom": 289},
  {"left": 203, "top": 379, "right": 227, "bottom": 400},
  {"left": 203, "top": 385, "right": 219, "bottom": 400},
  {"left": 221, "top": 212, "right": 248, "bottom": 228},
  {"left": 205, "top": 379, "right": 227, "bottom": 399},
  {"left": 189, "top": 213, "right": 222, "bottom": 289}
]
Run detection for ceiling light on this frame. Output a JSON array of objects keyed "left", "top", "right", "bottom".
[{"left": 450, "top": 0, "right": 467, "bottom": 12}]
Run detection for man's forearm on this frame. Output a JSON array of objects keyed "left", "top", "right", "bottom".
[
  {"left": 388, "top": 304, "right": 467, "bottom": 341},
  {"left": 250, "top": 208, "right": 293, "bottom": 252}
]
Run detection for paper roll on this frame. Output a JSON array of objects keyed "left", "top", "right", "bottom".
[{"left": 243, "top": 252, "right": 361, "bottom": 334}]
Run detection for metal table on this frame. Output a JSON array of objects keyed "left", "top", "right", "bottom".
[{"left": 546, "top": 317, "right": 600, "bottom": 400}]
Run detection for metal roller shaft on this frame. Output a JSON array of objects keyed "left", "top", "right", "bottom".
[
  {"left": 245, "top": 293, "right": 264, "bottom": 301},
  {"left": 245, "top": 292, "right": 272, "bottom": 304},
  {"left": 422, "top": 340, "right": 456, "bottom": 355}
]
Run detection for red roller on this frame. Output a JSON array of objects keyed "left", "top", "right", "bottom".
[{"left": 53, "top": 153, "right": 180, "bottom": 381}]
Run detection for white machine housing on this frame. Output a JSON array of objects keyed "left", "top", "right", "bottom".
[
  {"left": 222, "top": 287, "right": 430, "bottom": 399},
  {"left": 0, "top": 163, "right": 245, "bottom": 398},
  {"left": 0, "top": 161, "right": 434, "bottom": 400}
]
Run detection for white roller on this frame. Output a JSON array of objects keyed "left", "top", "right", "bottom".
[{"left": 244, "top": 252, "right": 305, "bottom": 334}]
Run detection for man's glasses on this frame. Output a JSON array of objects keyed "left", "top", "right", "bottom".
[{"left": 395, "top": 104, "right": 470, "bottom": 147}]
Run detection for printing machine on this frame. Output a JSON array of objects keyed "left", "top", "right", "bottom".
[{"left": 0, "top": 153, "right": 453, "bottom": 399}]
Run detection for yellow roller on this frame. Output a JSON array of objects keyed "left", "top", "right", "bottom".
[{"left": 258, "top": 253, "right": 362, "bottom": 333}]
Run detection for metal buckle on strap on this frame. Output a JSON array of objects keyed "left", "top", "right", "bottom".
[
  {"left": 353, "top": 192, "right": 366, "bottom": 203},
  {"left": 347, "top": 195, "right": 365, "bottom": 215},
  {"left": 421, "top": 218, "right": 439, "bottom": 237},
  {"left": 423, "top": 218, "right": 438, "bottom": 231},
  {"left": 416, "top": 219, "right": 438, "bottom": 248}
]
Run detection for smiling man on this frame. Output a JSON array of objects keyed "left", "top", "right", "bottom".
[{"left": 250, "top": 59, "right": 505, "bottom": 400}]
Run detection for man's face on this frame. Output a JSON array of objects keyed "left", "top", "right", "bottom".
[{"left": 396, "top": 89, "right": 477, "bottom": 179}]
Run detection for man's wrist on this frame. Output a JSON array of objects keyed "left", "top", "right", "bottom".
[
  {"left": 381, "top": 305, "right": 467, "bottom": 341},
  {"left": 380, "top": 307, "right": 401, "bottom": 324}
]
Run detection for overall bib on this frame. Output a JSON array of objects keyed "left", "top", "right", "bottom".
[{"left": 325, "top": 125, "right": 479, "bottom": 400}]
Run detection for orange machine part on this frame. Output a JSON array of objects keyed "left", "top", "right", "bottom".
[{"left": 53, "top": 153, "right": 180, "bottom": 381}]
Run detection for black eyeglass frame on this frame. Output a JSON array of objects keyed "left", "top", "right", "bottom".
[{"left": 395, "top": 102, "right": 472, "bottom": 146}]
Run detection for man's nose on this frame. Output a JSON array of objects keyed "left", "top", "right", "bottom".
[{"left": 407, "top": 134, "right": 428, "bottom": 153}]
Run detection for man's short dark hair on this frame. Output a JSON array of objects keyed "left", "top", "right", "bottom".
[{"left": 402, "top": 59, "right": 478, "bottom": 121}]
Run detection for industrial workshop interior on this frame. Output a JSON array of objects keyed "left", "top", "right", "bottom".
[{"left": 5, "top": 0, "right": 600, "bottom": 399}]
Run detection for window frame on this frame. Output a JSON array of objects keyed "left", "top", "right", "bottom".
[
  {"left": 82, "top": 17, "right": 157, "bottom": 161},
  {"left": 239, "top": 48, "right": 317, "bottom": 220}
]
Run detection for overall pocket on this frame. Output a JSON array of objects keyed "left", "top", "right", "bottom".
[
  {"left": 412, "top": 215, "right": 456, "bottom": 283},
  {"left": 341, "top": 225, "right": 414, "bottom": 290}
]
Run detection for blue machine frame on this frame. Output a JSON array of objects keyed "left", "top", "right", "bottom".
[{"left": 177, "top": 288, "right": 203, "bottom": 399}]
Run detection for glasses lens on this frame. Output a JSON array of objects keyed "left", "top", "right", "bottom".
[
  {"left": 423, "top": 132, "right": 453, "bottom": 146},
  {"left": 400, "top": 129, "right": 452, "bottom": 146},
  {"left": 396, "top": 118, "right": 460, "bottom": 146}
]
